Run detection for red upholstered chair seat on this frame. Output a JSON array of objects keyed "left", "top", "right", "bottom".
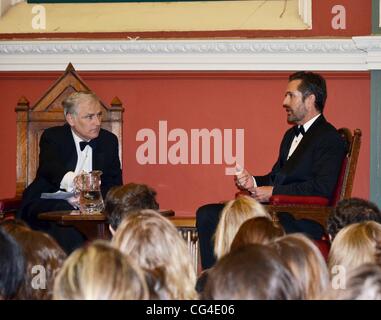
[{"left": 270, "top": 195, "right": 329, "bottom": 206}]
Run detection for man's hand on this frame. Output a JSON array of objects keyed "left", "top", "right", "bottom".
[
  {"left": 251, "top": 186, "right": 274, "bottom": 203},
  {"left": 235, "top": 168, "right": 254, "bottom": 192}
]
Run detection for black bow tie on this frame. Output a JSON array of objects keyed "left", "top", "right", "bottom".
[
  {"left": 79, "top": 140, "right": 97, "bottom": 151},
  {"left": 293, "top": 126, "right": 305, "bottom": 137}
]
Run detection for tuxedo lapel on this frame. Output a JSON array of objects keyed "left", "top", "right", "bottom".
[
  {"left": 63, "top": 124, "right": 78, "bottom": 171},
  {"left": 280, "top": 130, "right": 295, "bottom": 163},
  {"left": 282, "top": 115, "right": 326, "bottom": 174},
  {"left": 92, "top": 136, "right": 105, "bottom": 171}
]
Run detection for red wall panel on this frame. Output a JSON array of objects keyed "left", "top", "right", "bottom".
[{"left": 0, "top": 71, "right": 370, "bottom": 216}]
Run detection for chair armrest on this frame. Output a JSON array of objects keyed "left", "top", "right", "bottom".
[
  {"left": 0, "top": 197, "right": 22, "bottom": 213},
  {"left": 269, "top": 195, "right": 329, "bottom": 206}
]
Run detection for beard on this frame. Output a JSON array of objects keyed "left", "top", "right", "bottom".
[{"left": 285, "top": 103, "right": 307, "bottom": 123}]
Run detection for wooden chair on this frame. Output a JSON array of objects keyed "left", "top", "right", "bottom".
[
  {"left": 265, "top": 128, "right": 362, "bottom": 227},
  {"left": 0, "top": 63, "right": 124, "bottom": 220}
]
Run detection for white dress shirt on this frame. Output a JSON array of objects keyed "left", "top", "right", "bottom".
[{"left": 59, "top": 130, "right": 93, "bottom": 192}]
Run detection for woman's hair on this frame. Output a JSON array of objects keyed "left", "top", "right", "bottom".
[
  {"left": 5, "top": 227, "right": 66, "bottom": 300},
  {"left": 328, "top": 221, "right": 381, "bottom": 275},
  {"left": 325, "top": 263, "right": 381, "bottom": 300},
  {"left": 54, "top": 241, "right": 148, "bottom": 300},
  {"left": 230, "top": 216, "right": 285, "bottom": 252},
  {"left": 214, "top": 196, "right": 271, "bottom": 259},
  {"left": 0, "top": 218, "right": 30, "bottom": 234},
  {"left": 269, "top": 234, "right": 329, "bottom": 300},
  {"left": 112, "top": 209, "right": 197, "bottom": 300},
  {"left": 202, "top": 244, "right": 302, "bottom": 300},
  {"left": 0, "top": 227, "right": 25, "bottom": 300}
]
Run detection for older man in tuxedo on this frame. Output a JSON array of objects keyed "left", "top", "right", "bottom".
[
  {"left": 18, "top": 91, "right": 122, "bottom": 253},
  {"left": 197, "top": 71, "right": 347, "bottom": 270}
]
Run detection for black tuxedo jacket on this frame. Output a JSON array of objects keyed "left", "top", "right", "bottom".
[
  {"left": 20, "top": 124, "right": 122, "bottom": 210},
  {"left": 254, "top": 115, "right": 347, "bottom": 200}
]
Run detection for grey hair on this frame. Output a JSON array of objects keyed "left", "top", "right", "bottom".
[{"left": 62, "top": 91, "right": 99, "bottom": 116}]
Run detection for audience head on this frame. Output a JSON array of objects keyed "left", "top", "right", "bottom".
[
  {"left": 328, "top": 221, "right": 381, "bottom": 276},
  {"left": 214, "top": 196, "right": 271, "bottom": 259},
  {"left": 270, "top": 233, "right": 329, "bottom": 300},
  {"left": 202, "top": 244, "right": 302, "bottom": 300},
  {"left": 0, "top": 218, "right": 30, "bottom": 234},
  {"left": 54, "top": 241, "right": 148, "bottom": 300},
  {"left": 6, "top": 227, "right": 67, "bottom": 300},
  {"left": 325, "top": 263, "right": 381, "bottom": 300},
  {"left": 62, "top": 91, "right": 102, "bottom": 141},
  {"left": 327, "top": 197, "right": 381, "bottom": 240},
  {"left": 143, "top": 267, "right": 173, "bottom": 300},
  {"left": 112, "top": 209, "right": 197, "bottom": 300},
  {"left": 288, "top": 71, "right": 327, "bottom": 113},
  {"left": 230, "top": 216, "right": 285, "bottom": 252},
  {"left": 105, "top": 183, "right": 159, "bottom": 233},
  {"left": 0, "top": 227, "right": 26, "bottom": 300}
]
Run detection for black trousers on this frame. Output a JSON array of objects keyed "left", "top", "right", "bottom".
[
  {"left": 18, "top": 198, "right": 86, "bottom": 255},
  {"left": 196, "top": 203, "right": 326, "bottom": 270}
]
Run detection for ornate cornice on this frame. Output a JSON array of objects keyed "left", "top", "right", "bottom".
[
  {"left": 0, "top": 39, "right": 360, "bottom": 55},
  {"left": 0, "top": 37, "right": 379, "bottom": 71},
  {"left": 354, "top": 36, "right": 381, "bottom": 50}
]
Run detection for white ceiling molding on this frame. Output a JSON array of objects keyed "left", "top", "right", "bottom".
[
  {"left": 353, "top": 36, "right": 381, "bottom": 70},
  {"left": 0, "top": 37, "right": 380, "bottom": 71}
]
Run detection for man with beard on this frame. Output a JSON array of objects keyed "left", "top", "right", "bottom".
[{"left": 196, "top": 71, "right": 347, "bottom": 270}]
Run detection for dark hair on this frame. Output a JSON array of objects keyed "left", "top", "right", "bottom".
[
  {"left": 104, "top": 183, "right": 159, "bottom": 231},
  {"left": 0, "top": 218, "right": 30, "bottom": 234},
  {"left": 6, "top": 227, "right": 67, "bottom": 300},
  {"left": 0, "top": 227, "right": 26, "bottom": 300},
  {"left": 327, "top": 197, "right": 381, "bottom": 240},
  {"left": 289, "top": 71, "right": 327, "bottom": 113},
  {"left": 202, "top": 244, "right": 303, "bottom": 300}
]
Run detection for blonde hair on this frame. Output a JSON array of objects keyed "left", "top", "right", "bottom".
[
  {"left": 270, "top": 233, "right": 329, "bottom": 300},
  {"left": 112, "top": 209, "right": 197, "bottom": 300},
  {"left": 214, "top": 196, "right": 270, "bottom": 259},
  {"left": 328, "top": 221, "right": 381, "bottom": 276},
  {"left": 53, "top": 241, "right": 148, "bottom": 300}
]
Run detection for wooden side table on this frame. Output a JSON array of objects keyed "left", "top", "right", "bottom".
[
  {"left": 38, "top": 210, "right": 111, "bottom": 240},
  {"left": 38, "top": 209, "right": 175, "bottom": 241}
]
